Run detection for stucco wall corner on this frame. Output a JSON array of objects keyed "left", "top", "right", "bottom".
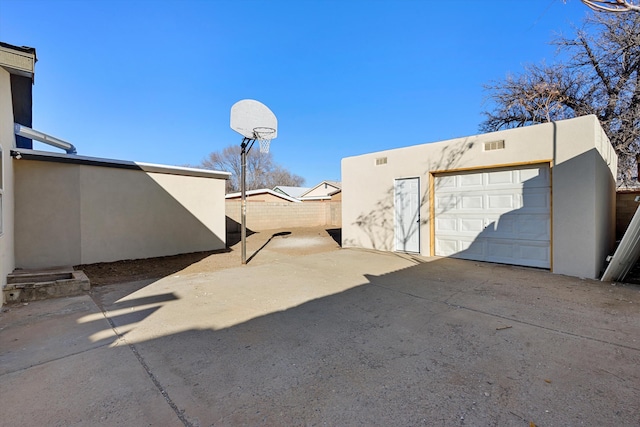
[{"left": 0, "top": 67, "right": 17, "bottom": 302}]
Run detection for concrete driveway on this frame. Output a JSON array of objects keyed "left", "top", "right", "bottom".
[{"left": 1, "top": 248, "right": 639, "bottom": 426}]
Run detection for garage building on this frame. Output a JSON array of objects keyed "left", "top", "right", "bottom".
[{"left": 341, "top": 115, "right": 617, "bottom": 280}]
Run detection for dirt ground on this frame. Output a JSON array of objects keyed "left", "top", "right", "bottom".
[
  {"left": 76, "top": 226, "right": 640, "bottom": 287},
  {"left": 76, "top": 227, "right": 342, "bottom": 286}
]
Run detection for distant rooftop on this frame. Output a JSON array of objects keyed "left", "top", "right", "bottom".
[{"left": 273, "top": 186, "right": 311, "bottom": 198}]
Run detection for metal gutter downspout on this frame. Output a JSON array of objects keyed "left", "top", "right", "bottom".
[{"left": 14, "top": 123, "right": 77, "bottom": 154}]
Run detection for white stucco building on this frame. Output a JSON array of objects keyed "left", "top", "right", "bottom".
[
  {"left": 342, "top": 115, "right": 617, "bottom": 279},
  {"left": 1, "top": 42, "right": 230, "bottom": 304}
]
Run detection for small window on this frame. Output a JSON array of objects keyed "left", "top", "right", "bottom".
[
  {"left": 375, "top": 157, "right": 388, "bottom": 166},
  {"left": 483, "top": 140, "right": 505, "bottom": 151}
]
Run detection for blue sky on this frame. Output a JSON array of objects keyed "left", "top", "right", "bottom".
[{"left": 1, "top": 0, "right": 593, "bottom": 186}]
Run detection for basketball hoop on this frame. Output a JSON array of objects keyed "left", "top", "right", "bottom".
[
  {"left": 230, "top": 99, "right": 278, "bottom": 265},
  {"left": 253, "top": 127, "right": 275, "bottom": 154}
]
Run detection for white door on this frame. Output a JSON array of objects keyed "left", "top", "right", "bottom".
[
  {"left": 395, "top": 178, "right": 420, "bottom": 253},
  {"left": 434, "top": 165, "right": 550, "bottom": 268}
]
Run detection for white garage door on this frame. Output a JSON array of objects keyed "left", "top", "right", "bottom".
[{"left": 434, "top": 164, "right": 550, "bottom": 268}]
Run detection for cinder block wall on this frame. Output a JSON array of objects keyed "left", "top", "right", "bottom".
[
  {"left": 616, "top": 190, "right": 640, "bottom": 239},
  {"left": 226, "top": 201, "right": 341, "bottom": 232}
]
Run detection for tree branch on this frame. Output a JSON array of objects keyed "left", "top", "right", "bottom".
[{"left": 582, "top": 0, "right": 640, "bottom": 13}]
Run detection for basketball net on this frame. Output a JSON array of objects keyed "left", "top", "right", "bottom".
[
  {"left": 253, "top": 127, "right": 275, "bottom": 154},
  {"left": 259, "top": 139, "right": 271, "bottom": 154}
]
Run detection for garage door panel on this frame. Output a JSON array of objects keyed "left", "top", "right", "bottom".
[
  {"left": 435, "top": 194, "right": 457, "bottom": 212},
  {"left": 460, "top": 173, "right": 483, "bottom": 186},
  {"left": 520, "top": 244, "right": 550, "bottom": 265},
  {"left": 522, "top": 189, "right": 550, "bottom": 210},
  {"left": 437, "top": 167, "right": 549, "bottom": 189},
  {"left": 520, "top": 167, "right": 549, "bottom": 187},
  {"left": 444, "top": 237, "right": 550, "bottom": 267},
  {"left": 438, "top": 189, "right": 548, "bottom": 214},
  {"left": 436, "top": 218, "right": 458, "bottom": 232},
  {"left": 487, "top": 240, "right": 513, "bottom": 258},
  {"left": 517, "top": 215, "right": 550, "bottom": 240},
  {"left": 436, "top": 238, "right": 459, "bottom": 256},
  {"left": 488, "top": 239, "right": 550, "bottom": 266},
  {"left": 487, "top": 170, "right": 514, "bottom": 185},
  {"left": 434, "top": 164, "right": 550, "bottom": 269},
  {"left": 461, "top": 195, "right": 483, "bottom": 209},
  {"left": 438, "top": 176, "right": 458, "bottom": 189},
  {"left": 459, "top": 239, "right": 483, "bottom": 255},
  {"left": 494, "top": 216, "right": 515, "bottom": 234},
  {"left": 461, "top": 218, "right": 484, "bottom": 232},
  {"left": 488, "top": 194, "right": 516, "bottom": 209}
]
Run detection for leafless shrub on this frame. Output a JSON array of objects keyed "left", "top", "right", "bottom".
[
  {"left": 482, "top": 12, "right": 640, "bottom": 183},
  {"left": 199, "top": 145, "right": 305, "bottom": 193}
]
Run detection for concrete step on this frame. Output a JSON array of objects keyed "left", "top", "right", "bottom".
[{"left": 4, "top": 267, "right": 91, "bottom": 303}]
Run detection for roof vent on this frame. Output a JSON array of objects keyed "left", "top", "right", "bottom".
[
  {"left": 375, "top": 157, "right": 388, "bottom": 166},
  {"left": 483, "top": 140, "right": 505, "bottom": 151}
]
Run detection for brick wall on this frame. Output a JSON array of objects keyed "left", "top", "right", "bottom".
[
  {"left": 226, "top": 201, "right": 341, "bottom": 232},
  {"left": 616, "top": 191, "right": 640, "bottom": 239}
]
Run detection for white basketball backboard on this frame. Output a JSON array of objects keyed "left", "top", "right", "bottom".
[{"left": 230, "top": 99, "right": 278, "bottom": 140}]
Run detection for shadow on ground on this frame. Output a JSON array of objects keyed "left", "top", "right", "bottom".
[
  {"left": 326, "top": 228, "right": 342, "bottom": 246},
  {"left": 80, "top": 254, "right": 640, "bottom": 426},
  {"left": 15, "top": 228, "right": 636, "bottom": 426}
]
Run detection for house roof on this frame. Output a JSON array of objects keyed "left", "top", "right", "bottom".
[
  {"left": 299, "top": 180, "right": 342, "bottom": 198},
  {"left": 225, "top": 188, "right": 301, "bottom": 203},
  {"left": 0, "top": 42, "right": 36, "bottom": 56},
  {"left": 298, "top": 188, "right": 341, "bottom": 201},
  {"left": 272, "top": 186, "right": 311, "bottom": 198},
  {"left": 0, "top": 42, "right": 37, "bottom": 80},
  {"left": 11, "top": 148, "right": 231, "bottom": 180}
]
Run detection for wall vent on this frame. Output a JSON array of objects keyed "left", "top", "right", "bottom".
[
  {"left": 375, "top": 157, "right": 388, "bottom": 166},
  {"left": 483, "top": 140, "right": 505, "bottom": 151}
]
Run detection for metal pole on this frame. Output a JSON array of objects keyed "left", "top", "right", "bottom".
[{"left": 240, "top": 137, "right": 254, "bottom": 264}]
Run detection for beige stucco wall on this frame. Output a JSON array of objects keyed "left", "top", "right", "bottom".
[
  {"left": 14, "top": 160, "right": 81, "bottom": 268},
  {"left": 0, "top": 67, "right": 16, "bottom": 302},
  {"left": 342, "top": 115, "right": 617, "bottom": 279},
  {"left": 14, "top": 160, "right": 227, "bottom": 268},
  {"left": 550, "top": 117, "right": 617, "bottom": 278}
]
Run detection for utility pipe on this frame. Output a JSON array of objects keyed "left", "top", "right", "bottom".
[{"left": 14, "top": 123, "right": 77, "bottom": 154}]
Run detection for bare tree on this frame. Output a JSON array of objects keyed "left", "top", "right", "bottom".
[
  {"left": 581, "top": 0, "right": 640, "bottom": 13},
  {"left": 482, "top": 12, "right": 640, "bottom": 183},
  {"left": 199, "top": 145, "right": 305, "bottom": 193}
]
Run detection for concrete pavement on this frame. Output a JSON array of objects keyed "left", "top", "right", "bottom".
[{"left": 1, "top": 248, "right": 639, "bottom": 426}]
